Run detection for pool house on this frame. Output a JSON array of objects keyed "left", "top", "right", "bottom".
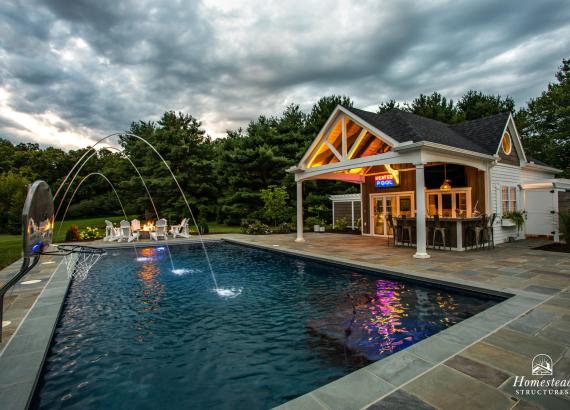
[{"left": 289, "top": 105, "right": 563, "bottom": 258}]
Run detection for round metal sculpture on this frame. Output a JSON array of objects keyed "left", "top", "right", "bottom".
[{"left": 22, "top": 180, "right": 54, "bottom": 257}]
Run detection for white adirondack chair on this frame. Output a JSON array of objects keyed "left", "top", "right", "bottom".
[
  {"left": 117, "top": 220, "right": 132, "bottom": 242},
  {"left": 130, "top": 219, "right": 141, "bottom": 242},
  {"left": 150, "top": 218, "right": 167, "bottom": 241},
  {"left": 170, "top": 218, "right": 190, "bottom": 239},
  {"left": 104, "top": 220, "right": 120, "bottom": 241}
]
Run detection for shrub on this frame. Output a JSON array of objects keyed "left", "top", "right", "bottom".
[
  {"left": 559, "top": 212, "right": 570, "bottom": 244},
  {"left": 197, "top": 220, "right": 209, "bottom": 235},
  {"left": 305, "top": 216, "right": 325, "bottom": 227},
  {"left": 79, "top": 226, "right": 102, "bottom": 241},
  {"left": 65, "top": 224, "right": 81, "bottom": 242},
  {"left": 241, "top": 220, "right": 271, "bottom": 235},
  {"left": 272, "top": 222, "right": 294, "bottom": 233},
  {"left": 335, "top": 217, "right": 348, "bottom": 231}
]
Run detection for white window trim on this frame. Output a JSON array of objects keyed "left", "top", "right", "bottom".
[
  {"left": 424, "top": 187, "right": 472, "bottom": 218},
  {"left": 501, "top": 185, "right": 518, "bottom": 214}
]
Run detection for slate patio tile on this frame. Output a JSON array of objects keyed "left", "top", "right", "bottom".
[
  {"left": 500, "top": 376, "right": 570, "bottom": 410},
  {"left": 461, "top": 342, "right": 530, "bottom": 376},
  {"left": 366, "top": 351, "right": 433, "bottom": 386},
  {"left": 274, "top": 394, "right": 326, "bottom": 410},
  {"left": 537, "top": 322, "right": 570, "bottom": 345},
  {"left": 507, "top": 309, "right": 559, "bottom": 334},
  {"left": 445, "top": 355, "right": 510, "bottom": 387},
  {"left": 405, "top": 334, "right": 465, "bottom": 364},
  {"left": 366, "top": 390, "right": 435, "bottom": 410},
  {"left": 483, "top": 328, "right": 565, "bottom": 361},
  {"left": 523, "top": 285, "right": 561, "bottom": 295},
  {"left": 403, "top": 365, "right": 513, "bottom": 410},
  {"left": 312, "top": 368, "right": 395, "bottom": 410},
  {"left": 0, "top": 381, "right": 34, "bottom": 410}
]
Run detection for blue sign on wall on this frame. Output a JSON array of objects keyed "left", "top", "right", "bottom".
[{"left": 374, "top": 174, "right": 397, "bottom": 188}]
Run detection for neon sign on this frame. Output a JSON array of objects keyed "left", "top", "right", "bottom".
[{"left": 375, "top": 174, "right": 397, "bottom": 188}]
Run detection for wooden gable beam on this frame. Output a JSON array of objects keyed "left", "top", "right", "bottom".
[
  {"left": 347, "top": 128, "right": 367, "bottom": 159},
  {"left": 324, "top": 140, "right": 343, "bottom": 161},
  {"left": 341, "top": 116, "right": 347, "bottom": 159}
]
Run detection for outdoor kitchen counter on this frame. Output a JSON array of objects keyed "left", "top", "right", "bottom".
[{"left": 395, "top": 216, "right": 486, "bottom": 251}]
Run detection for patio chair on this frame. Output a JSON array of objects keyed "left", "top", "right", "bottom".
[
  {"left": 170, "top": 218, "right": 190, "bottom": 239},
  {"left": 150, "top": 218, "right": 167, "bottom": 241},
  {"left": 104, "top": 220, "right": 120, "bottom": 241},
  {"left": 117, "top": 220, "right": 132, "bottom": 242},
  {"left": 129, "top": 219, "right": 141, "bottom": 242}
]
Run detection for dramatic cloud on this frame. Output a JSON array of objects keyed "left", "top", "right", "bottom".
[{"left": 1, "top": 0, "right": 569, "bottom": 149}]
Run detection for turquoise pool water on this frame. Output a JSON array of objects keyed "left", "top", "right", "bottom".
[{"left": 33, "top": 242, "right": 499, "bottom": 409}]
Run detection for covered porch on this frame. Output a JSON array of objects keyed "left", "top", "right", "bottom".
[{"left": 289, "top": 105, "right": 495, "bottom": 258}]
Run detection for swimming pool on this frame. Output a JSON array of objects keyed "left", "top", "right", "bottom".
[{"left": 32, "top": 242, "right": 500, "bottom": 409}]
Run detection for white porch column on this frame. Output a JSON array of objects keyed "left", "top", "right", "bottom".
[
  {"left": 414, "top": 164, "right": 430, "bottom": 258},
  {"left": 295, "top": 181, "right": 305, "bottom": 242}
]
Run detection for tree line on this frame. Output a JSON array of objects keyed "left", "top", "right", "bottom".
[{"left": 0, "top": 58, "right": 568, "bottom": 234}]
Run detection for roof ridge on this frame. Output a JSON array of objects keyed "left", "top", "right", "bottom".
[{"left": 450, "top": 111, "right": 511, "bottom": 128}]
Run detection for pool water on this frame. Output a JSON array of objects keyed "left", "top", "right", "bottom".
[{"left": 33, "top": 242, "right": 499, "bottom": 409}]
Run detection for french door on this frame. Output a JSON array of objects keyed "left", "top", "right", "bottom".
[
  {"left": 372, "top": 195, "right": 394, "bottom": 236},
  {"left": 370, "top": 192, "right": 415, "bottom": 236}
]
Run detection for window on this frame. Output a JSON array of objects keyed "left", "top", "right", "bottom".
[
  {"left": 502, "top": 186, "right": 517, "bottom": 213},
  {"left": 501, "top": 131, "right": 512, "bottom": 155},
  {"left": 425, "top": 188, "right": 472, "bottom": 218}
]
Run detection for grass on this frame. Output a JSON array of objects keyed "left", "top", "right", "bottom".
[
  {"left": 0, "top": 235, "right": 22, "bottom": 271},
  {"left": 0, "top": 216, "right": 241, "bottom": 270}
]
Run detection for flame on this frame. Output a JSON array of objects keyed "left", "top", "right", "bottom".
[{"left": 142, "top": 220, "right": 155, "bottom": 231}]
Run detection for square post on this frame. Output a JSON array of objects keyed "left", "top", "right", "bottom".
[
  {"left": 414, "top": 163, "right": 430, "bottom": 258},
  {"left": 295, "top": 181, "right": 305, "bottom": 242}
]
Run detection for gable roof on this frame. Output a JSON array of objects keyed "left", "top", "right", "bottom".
[{"left": 343, "top": 106, "right": 512, "bottom": 156}]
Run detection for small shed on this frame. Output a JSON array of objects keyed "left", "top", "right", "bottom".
[{"left": 330, "top": 193, "right": 361, "bottom": 229}]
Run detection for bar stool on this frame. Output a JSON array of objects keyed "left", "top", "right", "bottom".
[
  {"left": 400, "top": 215, "right": 413, "bottom": 247},
  {"left": 481, "top": 213, "right": 496, "bottom": 249},
  {"left": 431, "top": 215, "right": 450, "bottom": 250},
  {"left": 474, "top": 214, "right": 489, "bottom": 249},
  {"left": 464, "top": 220, "right": 479, "bottom": 249},
  {"left": 386, "top": 214, "right": 397, "bottom": 247}
]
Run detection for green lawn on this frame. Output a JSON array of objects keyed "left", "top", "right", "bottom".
[
  {"left": 0, "top": 217, "right": 241, "bottom": 270},
  {"left": 0, "top": 235, "right": 22, "bottom": 271}
]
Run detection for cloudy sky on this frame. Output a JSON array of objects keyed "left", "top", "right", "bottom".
[{"left": 1, "top": 0, "right": 569, "bottom": 149}]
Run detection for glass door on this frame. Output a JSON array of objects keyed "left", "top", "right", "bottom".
[
  {"left": 373, "top": 197, "right": 385, "bottom": 235},
  {"left": 385, "top": 196, "right": 394, "bottom": 236},
  {"left": 372, "top": 195, "right": 395, "bottom": 236}
]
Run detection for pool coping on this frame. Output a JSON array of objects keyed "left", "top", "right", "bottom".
[
  {"left": 0, "top": 255, "right": 75, "bottom": 409},
  {"left": 0, "top": 239, "right": 552, "bottom": 409}
]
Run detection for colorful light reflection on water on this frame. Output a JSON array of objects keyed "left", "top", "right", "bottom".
[{"left": 364, "top": 280, "right": 411, "bottom": 354}]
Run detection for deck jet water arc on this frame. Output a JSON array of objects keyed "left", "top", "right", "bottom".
[{"left": 53, "top": 133, "right": 230, "bottom": 295}]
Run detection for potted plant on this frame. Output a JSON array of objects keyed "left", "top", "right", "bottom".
[
  {"left": 501, "top": 210, "right": 526, "bottom": 233},
  {"left": 305, "top": 216, "right": 325, "bottom": 232}
]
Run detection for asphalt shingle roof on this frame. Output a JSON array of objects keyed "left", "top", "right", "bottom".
[{"left": 344, "top": 106, "right": 511, "bottom": 156}]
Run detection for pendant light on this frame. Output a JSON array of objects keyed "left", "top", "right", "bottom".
[{"left": 440, "top": 163, "right": 452, "bottom": 191}]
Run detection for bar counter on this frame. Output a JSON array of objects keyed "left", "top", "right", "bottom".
[{"left": 394, "top": 216, "right": 485, "bottom": 251}]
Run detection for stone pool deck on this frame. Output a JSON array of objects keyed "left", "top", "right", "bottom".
[{"left": 0, "top": 234, "right": 568, "bottom": 409}]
